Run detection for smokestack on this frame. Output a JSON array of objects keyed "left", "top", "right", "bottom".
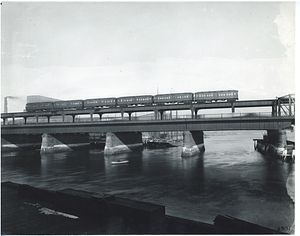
[
  {"left": 4, "top": 97, "right": 8, "bottom": 113},
  {"left": 4, "top": 96, "right": 18, "bottom": 113}
]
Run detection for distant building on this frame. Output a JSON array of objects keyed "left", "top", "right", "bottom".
[{"left": 27, "top": 95, "right": 61, "bottom": 103}]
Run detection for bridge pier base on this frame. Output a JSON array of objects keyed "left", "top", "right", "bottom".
[
  {"left": 1, "top": 134, "right": 42, "bottom": 151},
  {"left": 181, "top": 131, "right": 205, "bottom": 157},
  {"left": 104, "top": 132, "right": 143, "bottom": 155},
  {"left": 254, "top": 129, "right": 293, "bottom": 161},
  {"left": 265, "top": 130, "right": 287, "bottom": 157},
  {"left": 40, "top": 133, "right": 90, "bottom": 154}
]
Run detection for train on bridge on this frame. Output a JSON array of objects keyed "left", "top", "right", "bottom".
[{"left": 25, "top": 90, "right": 238, "bottom": 112}]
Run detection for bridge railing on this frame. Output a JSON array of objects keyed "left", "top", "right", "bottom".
[
  {"left": 1, "top": 112, "right": 287, "bottom": 126},
  {"left": 198, "top": 112, "right": 274, "bottom": 119},
  {"left": 161, "top": 112, "right": 274, "bottom": 120}
]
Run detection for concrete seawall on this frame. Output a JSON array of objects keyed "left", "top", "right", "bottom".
[{"left": 1, "top": 182, "right": 285, "bottom": 235}]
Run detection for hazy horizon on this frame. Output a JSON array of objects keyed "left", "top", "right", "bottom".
[{"left": 1, "top": 2, "right": 296, "bottom": 113}]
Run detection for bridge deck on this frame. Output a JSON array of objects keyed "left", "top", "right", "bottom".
[
  {"left": 1, "top": 99, "right": 276, "bottom": 119},
  {"left": 1, "top": 116, "right": 294, "bottom": 134}
]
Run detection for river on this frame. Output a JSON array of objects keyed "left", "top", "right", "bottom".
[{"left": 1, "top": 131, "right": 295, "bottom": 233}]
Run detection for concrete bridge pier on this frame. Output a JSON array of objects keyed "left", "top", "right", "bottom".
[
  {"left": 191, "top": 108, "right": 197, "bottom": 119},
  {"left": 46, "top": 116, "right": 51, "bottom": 123},
  {"left": 190, "top": 108, "right": 194, "bottom": 119},
  {"left": 159, "top": 111, "right": 164, "bottom": 120},
  {"left": 154, "top": 109, "right": 159, "bottom": 120},
  {"left": 104, "top": 132, "right": 143, "bottom": 155},
  {"left": 272, "top": 103, "right": 277, "bottom": 116},
  {"left": 40, "top": 133, "right": 90, "bottom": 154},
  {"left": 231, "top": 103, "right": 235, "bottom": 113},
  {"left": 265, "top": 129, "right": 287, "bottom": 156},
  {"left": 2, "top": 117, "right": 7, "bottom": 125},
  {"left": 24, "top": 116, "right": 28, "bottom": 124},
  {"left": 62, "top": 112, "right": 65, "bottom": 123},
  {"left": 2, "top": 116, "right": 15, "bottom": 125},
  {"left": 254, "top": 129, "right": 289, "bottom": 158},
  {"left": 128, "top": 112, "right": 132, "bottom": 121},
  {"left": 194, "top": 108, "right": 199, "bottom": 119},
  {"left": 181, "top": 131, "right": 205, "bottom": 157}
]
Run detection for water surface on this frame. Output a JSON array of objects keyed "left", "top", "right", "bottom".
[{"left": 1, "top": 131, "right": 295, "bottom": 233}]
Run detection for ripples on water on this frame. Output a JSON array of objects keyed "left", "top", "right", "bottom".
[{"left": 1, "top": 131, "right": 295, "bottom": 233}]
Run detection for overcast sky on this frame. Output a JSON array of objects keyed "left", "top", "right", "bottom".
[{"left": 1, "top": 2, "right": 296, "bottom": 112}]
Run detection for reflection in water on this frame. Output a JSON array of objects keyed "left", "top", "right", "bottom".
[
  {"left": 181, "top": 154, "right": 205, "bottom": 194},
  {"left": 1, "top": 131, "right": 294, "bottom": 233}
]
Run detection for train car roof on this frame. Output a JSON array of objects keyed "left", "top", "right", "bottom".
[
  {"left": 195, "top": 90, "right": 238, "bottom": 93},
  {"left": 117, "top": 95, "right": 153, "bottom": 99},
  {"left": 26, "top": 101, "right": 53, "bottom": 104},
  {"left": 154, "top": 92, "right": 193, "bottom": 96},
  {"left": 54, "top": 99, "right": 83, "bottom": 102},
  {"left": 85, "top": 97, "right": 116, "bottom": 100}
]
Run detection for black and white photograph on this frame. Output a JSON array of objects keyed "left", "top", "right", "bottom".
[{"left": 1, "top": 1, "right": 296, "bottom": 234}]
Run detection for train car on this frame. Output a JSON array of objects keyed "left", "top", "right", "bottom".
[
  {"left": 117, "top": 96, "right": 136, "bottom": 106},
  {"left": 194, "top": 91, "right": 218, "bottom": 102},
  {"left": 84, "top": 98, "right": 116, "bottom": 109},
  {"left": 53, "top": 100, "right": 84, "bottom": 110},
  {"left": 154, "top": 92, "right": 193, "bottom": 104},
  {"left": 26, "top": 102, "right": 53, "bottom": 112},
  {"left": 216, "top": 90, "right": 238, "bottom": 101},
  {"left": 194, "top": 90, "right": 238, "bottom": 102},
  {"left": 173, "top": 93, "right": 193, "bottom": 103},
  {"left": 25, "top": 103, "right": 36, "bottom": 112},
  {"left": 153, "top": 94, "right": 174, "bottom": 104},
  {"left": 134, "top": 95, "right": 153, "bottom": 105},
  {"left": 117, "top": 95, "right": 153, "bottom": 107}
]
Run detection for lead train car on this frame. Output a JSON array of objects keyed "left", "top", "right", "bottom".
[{"left": 26, "top": 102, "right": 53, "bottom": 112}]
